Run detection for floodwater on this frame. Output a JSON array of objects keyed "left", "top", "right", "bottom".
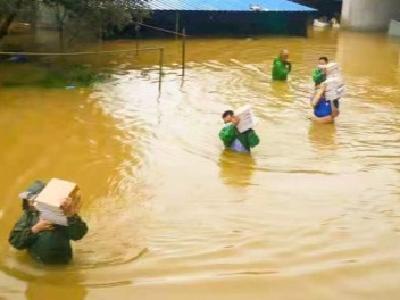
[{"left": 0, "top": 29, "right": 399, "bottom": 300}]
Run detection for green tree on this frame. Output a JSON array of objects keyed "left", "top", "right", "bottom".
[
  {"left": 0, "top": 0, "right": 28, "bottom": 40},
  {"left": 42, "top": 0, "right": 149, "bottom": 51}
]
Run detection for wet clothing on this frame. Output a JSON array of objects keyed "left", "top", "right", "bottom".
[
  {"left": 314, "top": 97, "right": 332, "bottom": 117},
  {"left": 219, "top": 124, "right": 260, "bottom": 153},
  {"left": 312, "top": 68, "right": 326, "bottom": 85},
  {"left": 272, "top": 57, "right": 291, "bottom": 81},
  {"left": 230, "top": 139, "right": 249, "bottom": 152},
  {"left": 9, "top": 210, "right": 88, "bottom": 265}
]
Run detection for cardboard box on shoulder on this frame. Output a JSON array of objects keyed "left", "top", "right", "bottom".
[
  {"left": 325, "top": 63, "right": 341, "bottom": 76},
  {"left": 324, "top": 63, "right": 345, "bottom": 101},
  {"left": 325, "top": 90, "right": 344, "bottom": 101},
  {"left": 325, "top": 85, "right": 345, "bottom": 101},
  {"left": 34, "top": 178, "right": 80, "bottom": 226},
  {"left": 236, "top": 105, "right": 257, "bottom": 133}
]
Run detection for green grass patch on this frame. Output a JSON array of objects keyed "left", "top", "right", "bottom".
[{"left": 0, "top": 63, "right": 108, "bottom": 88}]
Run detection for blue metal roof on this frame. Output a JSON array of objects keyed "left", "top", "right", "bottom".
[{"left": 148, "top": 0, "right": 316, "bottom": 11}]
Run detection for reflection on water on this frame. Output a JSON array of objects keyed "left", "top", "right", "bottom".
[
  {"left": 25, "top": 271, "right": 87, "bottom": 300},
  {"left": 308, "top": 122, "right": 337, "bottom": 151},
  {"left": 218, "top": 150, "right": 256, "bottom": 187},
  {"left": 0, "top": 29, "right": 400, "bottom": 300}
]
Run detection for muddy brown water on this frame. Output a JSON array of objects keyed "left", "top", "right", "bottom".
[{"left": 0, "top": 29, "right": 399, "bottom": 300}]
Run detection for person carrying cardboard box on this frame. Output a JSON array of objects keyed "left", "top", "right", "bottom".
[
  {"left": 312, "top": 58, "right": 344, "bottom": 119},
  {"left": 219, "top": 108, "right": 260, "bottom": 153},
  {"left": 310, "top": 60, "right": 344, "bottom": 123},
  {"left": 9, "top": 179, "right": 88, "bottom": 265}
]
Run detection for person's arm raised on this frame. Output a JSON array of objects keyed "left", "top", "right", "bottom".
[
  {"left": 61, "top": 197, "right": 88, "bottom": 241},
  {"left": 274, "top": 59, "right": 289, "bottom": 79},
  {"left": 311, "top": 84, "right": 326, "bottom": 107}
]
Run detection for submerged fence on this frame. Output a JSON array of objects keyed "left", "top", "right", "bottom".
[
  {"left": 0, "top": 21, "right": 189, "bottom": 90},
  {"left": 0, "top": 47, "right": 165, "bottom": 91},
  {"left": 135, "top": 22, "right": 187, "bottom": 76}
]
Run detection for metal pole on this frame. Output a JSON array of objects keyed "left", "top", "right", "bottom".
[
  {"left": 175, "top": 12, "right": 180, "bottom": 39},
  {"left": 159, "top": 48, "right": 164, "bottom": 92},
  {"left": 182, "top": 27, "right": 186, "bottom": 77},
  {"left": 135, "top": 23, "right": 140, "bottom": 57}
]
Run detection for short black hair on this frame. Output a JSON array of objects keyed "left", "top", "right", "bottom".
[
  {"left": 222, "top": 110, "right": 234, "bottom": 119},
  {"left": 319, "top": 57, "right": 328, "bottom": 63}
]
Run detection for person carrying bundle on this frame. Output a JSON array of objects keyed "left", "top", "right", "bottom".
[
  {"left": 312, "top": 57, "right": 341, "bottom": 118},
  {"left": 9, "top": 179, "right": 88, "bottom": 265},
  {"left": 310, "top": 60, "right": 344, "bottom": 123},
  {"left": 219, "top": 108, "right": 260, "bottom": 153}
]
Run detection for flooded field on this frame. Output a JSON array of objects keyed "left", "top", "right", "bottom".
[{"left": 0, "top": 29, "right": 399, "bottom": 299}]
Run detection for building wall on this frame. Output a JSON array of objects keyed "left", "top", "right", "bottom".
[
  {"left": 291, "top": 0, "right": 342, "bottom": 18},
  {"left": 342, "top": 0, "right": 400, "bottom": 31},
  {"left": 389, "top": 20, "right": 400, "bottom": 37},
  {"left": 136, "top": 11, "right": 312, "bottom": 37}
]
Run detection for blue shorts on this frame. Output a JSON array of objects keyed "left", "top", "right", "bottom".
[{"left": 314, "top": 100, "right": 332, "bottom": 118}]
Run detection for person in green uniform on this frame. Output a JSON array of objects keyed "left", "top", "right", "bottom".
[
  {"left": 219, "top": 110, "right": 260, "bottom": 153},
  {"left": 9, "top": 181, "right": 88, "bottom": 265},
  {"left": 272, "top": 49, "right": 292, "bottom": 81}
]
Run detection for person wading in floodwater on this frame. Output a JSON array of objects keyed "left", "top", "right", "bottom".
[
  {"left": 9, "top": 181, "right": 88, "bottom": 265},
  {"left": 312, "top": 56, "right": 340, "bottom": 118},
  {"left": 272, "top": 49, "right": 292, "bottom": 81},
  {"left": 310, "top": 71, "right": 339, "bottom": 124},
  {"left": 310, "top": 57, "right": 343, "bottom": 123},
  {"left": 219, "top": 110, "right": 260, "bottom": 153}
]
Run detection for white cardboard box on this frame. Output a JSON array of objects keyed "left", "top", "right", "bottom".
[
  {"left": 34, "top": 178, "right": 79, "bottom": 226},
  {"left": 236, "top": 105, "right": 257, "bottom": 133},
  {"left": 324, "top": 63, "right": 344, "bottom": 101}
]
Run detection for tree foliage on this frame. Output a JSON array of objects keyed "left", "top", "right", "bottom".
[
  {"left": 0, "top": 0, "right": 27, "bottom": 39},
  {"left": 0, "top": 0, "right": 149, "bottom": 45},
  {"left": 42, "top": 0, "right": 149, "bottom": 36},
  {"left": 0, "top": 0, "right": 23, "bottom": 18}
]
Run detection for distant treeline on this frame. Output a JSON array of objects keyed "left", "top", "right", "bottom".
[{"left": 0, "top": 0, "right": 149, "bottom": 51}]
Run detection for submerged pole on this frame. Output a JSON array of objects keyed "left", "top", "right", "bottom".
[
  {"left": 136, "top": 38, "right": 139, "bottom": 57},
  {"left": 182, "top": 27, "right": 186, "bottom": 77},
  {"left": 135, "top": 22, "right": 141, "bottom": 56},
  {"left": 159, "top": 48, "right": 164, "bottom": 92},
  {"left": 175, "top": 12, "right": 180, "bottom": 39}
]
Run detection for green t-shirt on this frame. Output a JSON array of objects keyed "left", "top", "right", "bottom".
[
  {"left": 219, "top": 124, "right": 260, "bottom": 151},
  {"left": 312, "top": 68, "right": 326, "bottom": 85},
  {"left": 272, "top": 57, "right": 291, "bottom": 81},
  {"left": 9, "top": 210, "right": 88, "bottom": 264}
]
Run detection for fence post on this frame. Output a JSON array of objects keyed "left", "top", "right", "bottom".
[
  {"left": 159, "top": 48, "right": 164, "bottom": 92},
  {"left": 135, "top": 22, "right": 141, "bottom": 56},
  {"left": 182, "top": 27, "right": 186, "bottom": 77},
  {"left": 175, "top": 12, "right": 180, "bottom": 39}
]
